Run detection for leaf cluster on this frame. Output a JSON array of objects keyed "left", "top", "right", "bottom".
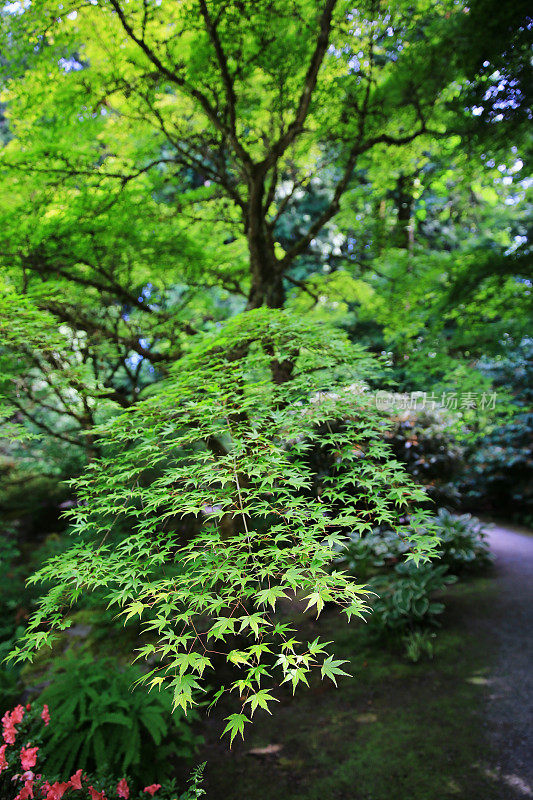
[{"left": 11, "top": 309, "right": 440, "bottom": 741}]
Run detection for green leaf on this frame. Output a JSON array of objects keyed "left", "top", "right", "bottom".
[
  {"left": 221, "top": 713, "right": 250, "bottom": 746},
  {"left": 320, "top": 656, "right": 351, "bottom": 687},
  {"left": 246, "top": 689, "right": 279, "bottom": 717}
]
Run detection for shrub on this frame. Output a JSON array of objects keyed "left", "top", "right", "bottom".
[
  {"left": 0, "top": 533, "right": 27, "bottom": 715},
  {"left": 37, "top": 656, "right": 201, "bottom": 782},
  {"left": 339, "top": 529, "right": 411, "bottom": 580},
  {"left": 0, "top": 533, "right": 26, "bottom": 642},
  {"left": 459, "top": 339, "right": 533, "bottom": 524},
  {"left": 0, "top": 703, "right": 205, "bottom": 800},
  {"left": 368, "top": 561, "right": 457, "bottom": 633},
  {"left": 341, "top": 508, "right": 492, "bottom": 579},
  {"left": 384, "top": 400, "right": 465, "bottom": 508},
  {"left": 12, "top": 310, "right": 440, "bottom": 742},
  {"left": 433, "top": 508, "right": 492, "bottom": 571}
]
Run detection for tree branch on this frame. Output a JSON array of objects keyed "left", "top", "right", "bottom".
[
  {"left": 280, "top": 125, "right": 436, "bottom": 269},
  {"left": 108, "top": 0, "right": 253, "bottom": 167},
  {"left": 7, "top": 397, "right": 84, "bottom": 448},
  {"left": 260, "top": 0, "right": 338, "bottom": 173}
]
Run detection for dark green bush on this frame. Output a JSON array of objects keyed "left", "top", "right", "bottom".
[
  {"left": 341, "top": 507, "right": 491, "bottom": 578},
  {"left": 0, "top": 532, "right": 27, "bottom": 714},
  {"left": 384, "top": 401, "right": 465, "bottom": 508},
  {"left": 340, "top": 529, "right": 410, "bottom": 580},
  {"left": 37, "top": 655, "right": 202, "bottom": 782},
  {"left": 458, "top": 338, "right": 533, "bottom": 524},
  {"left": 0, "top": 532, "right": 25, "bottom": 639}
]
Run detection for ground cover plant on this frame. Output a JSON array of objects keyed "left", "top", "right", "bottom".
[
  {"left": 341, "top": 508, "right": 492, "bottom": 578},
  {"left": 36, "top": 656, "right": 200, "bottom": 780},
  {"left": 432, "top": 509, "right": 493, "bottom": 571},
  {"left": 368, "top": 561, "right": 457, "bottom": 633},
  {"left": 339, "top": 509, "right": 492, "bottom": 658}
]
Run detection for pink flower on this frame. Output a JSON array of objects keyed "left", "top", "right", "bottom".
[
  {"left": 68, "top": 770, "right": 83, "bottom": 790},
  {"left": 15, "top": 779, "right": 34, "bottom": 800},
  {"left": 3, "top": 721, "right": 17, "bottom": 744},
  {"left": 11, "top": 706, "right": 25, "bottom": 725},
  {"left": 116, "top": 779, "right": 130, "bottom": 799},
  {"left": 40, "top": 706, "right": 50, "bottom": 727},
  {"left": 2, "top": 709, "right": 19, "bottom": 744},
  {"left": 88, "top": 787, "right": 106, "bottom": 800},
  {"left": 0, "top": 743, "right": 8, "bottom": 772},
  {"left": 40, "top": 781, "right": 51, "bottom": 797},
  {"left": 20, "top": 746, "right": 39, "bottom": 771},
  {"left": 2, "top": 705, "right": 25, "bottom": 744},
  {"left": 143, "top": 786, "right": 161, "bottom": 796},
  {"left": 45, "top": 782, "right": 68, "bottom": 800}
]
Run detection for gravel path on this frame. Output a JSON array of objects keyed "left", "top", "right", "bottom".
[{"left": 485, "top": 522, "right": 533, "bottom": 797}]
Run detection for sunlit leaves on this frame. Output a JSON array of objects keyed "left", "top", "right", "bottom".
[
  {"left": 222, "top": 713, "right": 250, "bottom": 746},
  {"left": 320, "top": 655, "right": 351, "bottom": 686}
]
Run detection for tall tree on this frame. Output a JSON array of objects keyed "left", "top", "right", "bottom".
[
  {"left": 2, "top": 0, "right": 463, "bottom": 310},
  {"left": 0, "top": 0, "right": 529, "bottom": 455}
]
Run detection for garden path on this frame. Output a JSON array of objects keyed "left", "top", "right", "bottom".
[{"left": 484, "top": 522, "right": 533, "bottom": 797}]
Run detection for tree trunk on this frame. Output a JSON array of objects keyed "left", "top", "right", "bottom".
[
  {"left": 246, "top": 174, "right": 285, "bottom": 309},
  {"left": 394, "top": 173, "right": 415, "bottom": 252}
]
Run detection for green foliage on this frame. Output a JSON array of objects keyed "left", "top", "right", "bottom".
[
  {"left": 0, "top": 532, "right": 25, "bottom": 637},
  {"left": 0, "top": 531, "right": 26, "bottom": 713},
  {"left": 459, "top": 338, "right": 533, "bottom": 523},
  {"left": 342, "top": 508, "right": 491, "bottom": 580},
  {"left": 0, "top": 0, "right": 469, "bottom": 330},
  {"left": 402, "top": 629, "right": 436, "bottom": 663},
  {"left": 384, "top": 398, "right": 465, "bottom": 507},
  {"left": 0, "top": 0, "right": 528, "bottom": 769},
  {"left": 0, "top": 632, "right": 23, "bottom": 714},
  {"left": 0, "top": 0, "right": 528, "bottom": 508},
  {"left": 340, "top": 529, "right": 411, "bottom": 580},
  {"left": 178, "top": 763, "right": 207, "bottom": 800},
  {"left": 368, "top": 562, "right": 457, "bottom": 633},
  {"left": 433, "top": 508, "right": 492, "bottom": 571},
  {"left": 12, "top": 310, "right": 440, "bottom": 738},
  {"left": 37, "top": 655, "right": 200, "bottom": 782}
]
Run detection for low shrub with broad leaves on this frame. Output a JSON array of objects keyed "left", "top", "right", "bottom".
[
  {"left": 340, "top": 528, "right": 411, "bottom": 580},
  {"left": 341, "top": 508, "right": 492, "bottom": 579},
  {"left": 432, "top": 508, "right": 492, "bottom": 571},
  {"left": 367, "top": 561, "right": 457, "bottom": 633},
  {"left": 340, "top": 509, "right": 492, "bottom": 656}
]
